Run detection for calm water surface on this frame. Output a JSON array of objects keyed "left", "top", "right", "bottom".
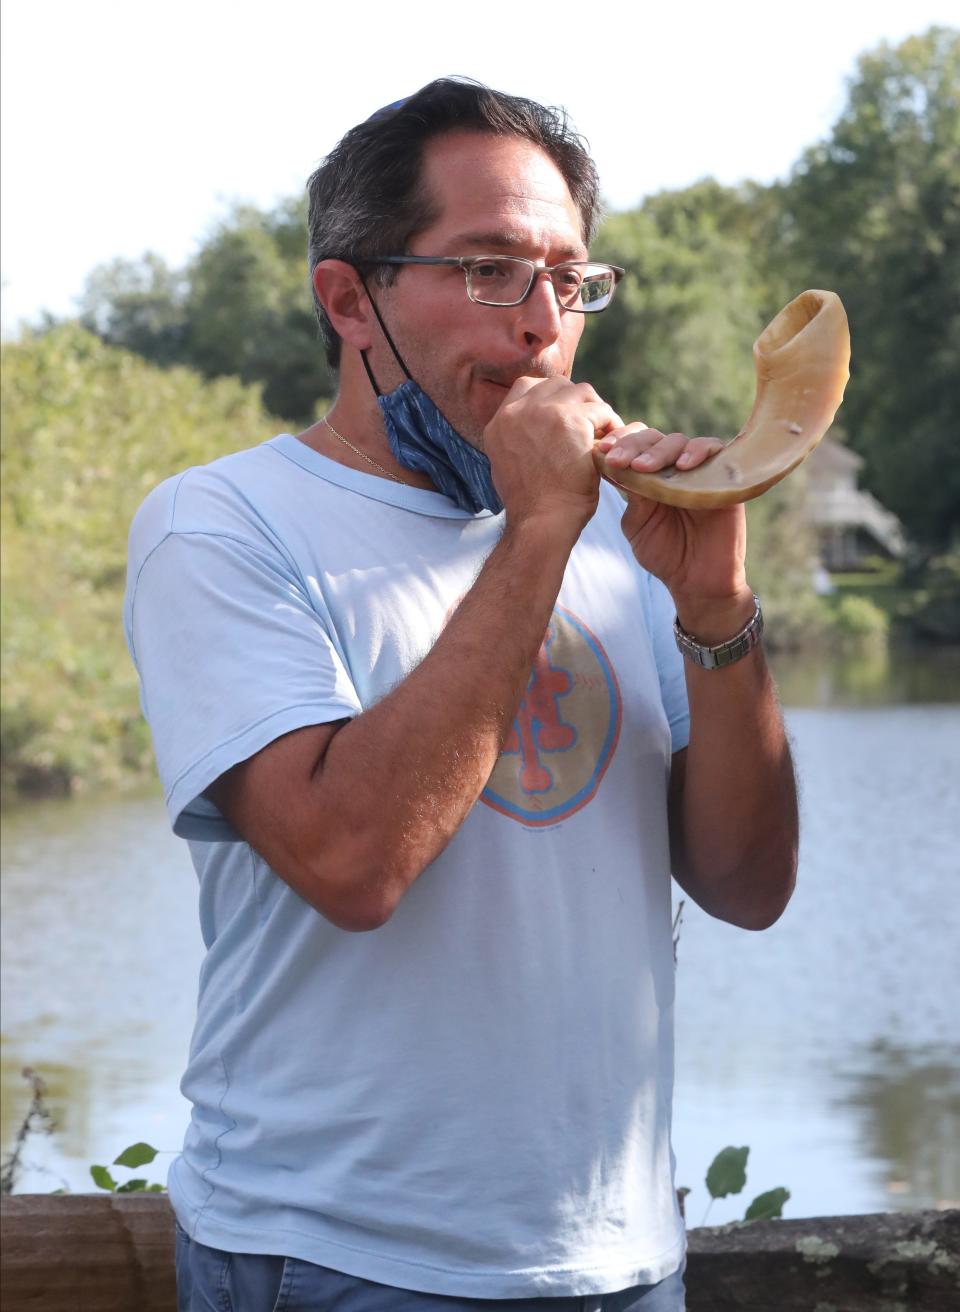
[{"left": 2, "top": 647, "right": 958, "bottom": 1223}]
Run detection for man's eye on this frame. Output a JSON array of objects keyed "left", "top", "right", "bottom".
[
  {"left": 472, "top": 260, "right": 510, "bottom": 281},
  {"left": 556, "top": 267, "right": 584, "bottom": 289}
]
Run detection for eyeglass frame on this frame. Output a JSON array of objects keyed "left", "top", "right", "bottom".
[{"left": 355, "top": 255, "right": 626, "bottom": 312}]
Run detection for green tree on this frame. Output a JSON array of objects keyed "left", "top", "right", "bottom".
[
  {"left": 185, "top": 203, "right": 331, "bottom": 421},
  {"left": 0, "top": 325, "right": 283, "bottom": 798},
  {"left": 578, "top": 187, "right": 768, "bottom": 437},
  {"left": 579, "top": 186, "right": 828, "bottom": 636},
  {"left": 79, "top": 252, "right": 188, "bottom": 366},
  {"left": 777, "top": 26, "right": 960, "bottom": 550},
  {"left": 78, "top": 202, "right": 332, "bottom": 425}
]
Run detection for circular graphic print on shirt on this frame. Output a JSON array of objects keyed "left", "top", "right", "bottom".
[{"left": 481, "top": 606, "right": 621, "bottom": 827}]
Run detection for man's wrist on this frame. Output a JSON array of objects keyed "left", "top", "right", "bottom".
[
  {"left": 672, "top": 587, "right": 757, "bottom": 647},
  {"left": 674, "top": 594, "right": 763, "bottom": 670},
  {"left": 501, "top": 504, "right": 590, "bottom": 554}
]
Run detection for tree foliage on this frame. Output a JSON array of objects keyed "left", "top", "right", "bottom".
[
  {"left": 70, "top": 29, "right": 958, "bottom": 551},
  {"left": 5, "top": 29, "right": 957, "bottom": 799},
  {"left": 80, "top": 252, "right": 188, "bottom": 366},
  {"left": 577, "top": 182, "right": 768, "bottom": 435},
  {"left": 774, "top": 27, "right": 960, "bottom": 549},
  {"left": 79, "top": 201, "right": 333, "bottom": 423},
  {"left": 1, "top": 325, "right": 282, "bottom": 797}
]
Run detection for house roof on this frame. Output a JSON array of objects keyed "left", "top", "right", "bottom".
[
  {"left": 807, "top": 436, "right": 863, "bottom": 474},
  {"left": 804, "top": 438, "right": 906, "bottom": 556}
]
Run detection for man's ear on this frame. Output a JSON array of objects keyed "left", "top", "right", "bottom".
[{"left": 312, "top": 261, "right": 375, "bottom": 352}]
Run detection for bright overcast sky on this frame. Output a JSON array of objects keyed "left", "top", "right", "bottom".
[{"left": 1, "top": 0, "right": 955, "bottom": 335}]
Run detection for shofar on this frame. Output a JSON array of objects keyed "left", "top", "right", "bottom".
[{"left": 594, "top": 289, "right": 850, "bottom": 508}]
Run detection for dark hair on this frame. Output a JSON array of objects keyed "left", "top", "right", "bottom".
[{"left": 306, "top": 77, "right": 602, "bottom": 367}]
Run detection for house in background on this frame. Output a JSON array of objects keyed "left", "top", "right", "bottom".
[{"left": 805, "top": 437, "right": 907, "bottom": 571}]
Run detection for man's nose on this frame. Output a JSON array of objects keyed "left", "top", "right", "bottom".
[{"left": 512, "top": 271, "right": 563, "bottom": 350}]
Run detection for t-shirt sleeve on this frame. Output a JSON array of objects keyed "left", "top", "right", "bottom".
[
  {"left": 126, "top": 530, "right": 363, "bottom": 841},
  {"left": 646, "top": 573, "right": 690, "bottom": 755}
]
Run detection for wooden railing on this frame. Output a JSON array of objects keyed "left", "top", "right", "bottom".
[{"left": 1, "top": 1196, "right": 957, "bottom": 1311}]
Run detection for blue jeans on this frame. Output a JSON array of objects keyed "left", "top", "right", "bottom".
[{"left": 175, "top": 1224, "right": 686, "bottom": 1312}]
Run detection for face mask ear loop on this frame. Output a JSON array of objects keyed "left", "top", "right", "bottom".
[
  {"left": 358, "top": 272, "right": 415, "bottom": 396},
  {"left": 359, "top": 349, "right": 383, "bottom": 397}
]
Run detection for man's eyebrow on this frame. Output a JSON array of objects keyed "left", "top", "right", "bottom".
[{"left": 447, "top": 230, "right": 588, "bottom": 259}]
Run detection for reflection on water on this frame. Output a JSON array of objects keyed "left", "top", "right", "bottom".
[
  {"left": 835, "top": 1042, "right": 960, "bottom": 1211},
  {"left": 1, "top": 789, "right": 201, "bottom": 1192},
  {"left": 2, "top": 652, "right": 959, "bottom": 1213},
  {"left": 770, "top": 640, "right": 960, "bottom": 707},
  {"left": 667, "top": 683, "right": 960, "bottom": 1224}
]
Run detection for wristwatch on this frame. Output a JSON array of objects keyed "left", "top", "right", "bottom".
[{"left": 673, "top": 594, "right": 764, "bottom": 670}]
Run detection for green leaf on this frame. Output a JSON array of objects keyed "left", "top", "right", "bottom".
[
  {"left": 90, "top": 1165, "right": 117, "bottom": 1191},
  {"left": 113, "top": 1142, "right": 158, "bottom": 1168},
  {"left": 705, "top": 1146, "right": 749, "bottom": 1199},
  {"left": 146, "top": 1183, "right": 167, "bottom": 1192},
  {"left": 744, "top": 1187, "right": 791, "bottom": 1221},
  {"left": 116, "top": 1178, "right": 149, "bottom": 1193}
]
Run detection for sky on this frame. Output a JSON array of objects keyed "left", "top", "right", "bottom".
[{"left": 1, "top": 0, "right": 955, "bottom": 336}]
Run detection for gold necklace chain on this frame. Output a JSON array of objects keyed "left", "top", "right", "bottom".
[{"left": 322, "top": 417, "right": 403, "bottom": 484}]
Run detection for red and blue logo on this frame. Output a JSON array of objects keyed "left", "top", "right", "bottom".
[{"left": 482, "top": 606, "right": 621, "bottom": 827}]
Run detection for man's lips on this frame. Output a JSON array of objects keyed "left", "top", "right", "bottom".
[{"left": 476, "top": 365, "right": 559, "bottom": 391}]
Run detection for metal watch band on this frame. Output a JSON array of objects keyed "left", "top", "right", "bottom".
[{"left": 673, "top": 594, "right": 764, "bottom": 670}]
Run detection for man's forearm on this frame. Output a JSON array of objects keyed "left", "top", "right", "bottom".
[
  {"left": 212, "top": 377, "right": 614, "bottom": 930},
  {"left": 669, "top": 595, "right": 799, "bottom": 931},
  {"left": 256, "top": 513, "right": 583, "bottom": 928}
]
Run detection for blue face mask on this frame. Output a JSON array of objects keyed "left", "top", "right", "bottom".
[{"left": 360, "top": 286, "right": 503, "bottom": 516}]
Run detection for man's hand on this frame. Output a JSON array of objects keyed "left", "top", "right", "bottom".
[
  {"left": 484, "top": 377, "right": 623, "bottom": 531},
  {"left": 597, "top": 423, "right": 797, "bottom": 931},
  {"left": 596, "top": 422, "right": 724, "bottom": 480},
  {"left": 597, "top": 423, "right": 750, "bottom": 637},
  {"left": 208, "top": 380, "right": 632, "bottom": 932}
]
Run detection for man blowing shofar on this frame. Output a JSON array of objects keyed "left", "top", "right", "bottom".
[{"left": 125, "top": 77, "right": 798, "bottom": 1312}]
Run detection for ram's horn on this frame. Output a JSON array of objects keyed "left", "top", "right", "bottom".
[{"left": 594, "top": 289, "right": 851, "bottom": 508}]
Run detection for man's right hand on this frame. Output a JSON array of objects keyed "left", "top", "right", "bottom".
[
  {"left": 207, "top": 386, "right": 607, "bottom": 931},
  {"left": 209, "top": 377, "right": 624, "bottom": 933},
  {"left": 483, "top": 377, "right": 622, "bottom": 530}
]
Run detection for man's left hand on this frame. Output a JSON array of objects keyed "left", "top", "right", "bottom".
[
  {"left": 596, "top": 423, "right": 751, "bottom": 635},
  {"left": 599, "top": 423, "right": 797, "bottom": 933}
]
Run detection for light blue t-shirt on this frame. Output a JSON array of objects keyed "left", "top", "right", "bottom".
[{"left": 124, "top": 434, "right": 690, "bottom": 1298}]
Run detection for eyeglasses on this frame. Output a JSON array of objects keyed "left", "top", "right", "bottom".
[{"left": 360, "top": 255, "right": 625, "bottom": 313}]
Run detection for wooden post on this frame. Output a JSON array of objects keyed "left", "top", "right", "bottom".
[
  {"left": 1, "top": 1194, "right": 176, "bottom": 1311},
  {"left": 1, "top": 1196, "right": 958, "bottom": 1311}
]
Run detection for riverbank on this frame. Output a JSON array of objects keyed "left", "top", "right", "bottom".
[
  {"left": 4, "top": 621, "right": 956, "bottom": 804},
  {"left": 4, "top": 539, "right": 957, "bottom": 804},
  {"left": 3, "top": 328, "right": 957, "bottom": 804}
]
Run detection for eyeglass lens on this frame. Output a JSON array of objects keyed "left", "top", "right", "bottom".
[{"left": 466, "top": 259, "right": 617, "bottom": 311}]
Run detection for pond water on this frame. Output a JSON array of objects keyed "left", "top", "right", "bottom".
[{"left": 2, "top": 646, "right": 958, "bottom": 1225}]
